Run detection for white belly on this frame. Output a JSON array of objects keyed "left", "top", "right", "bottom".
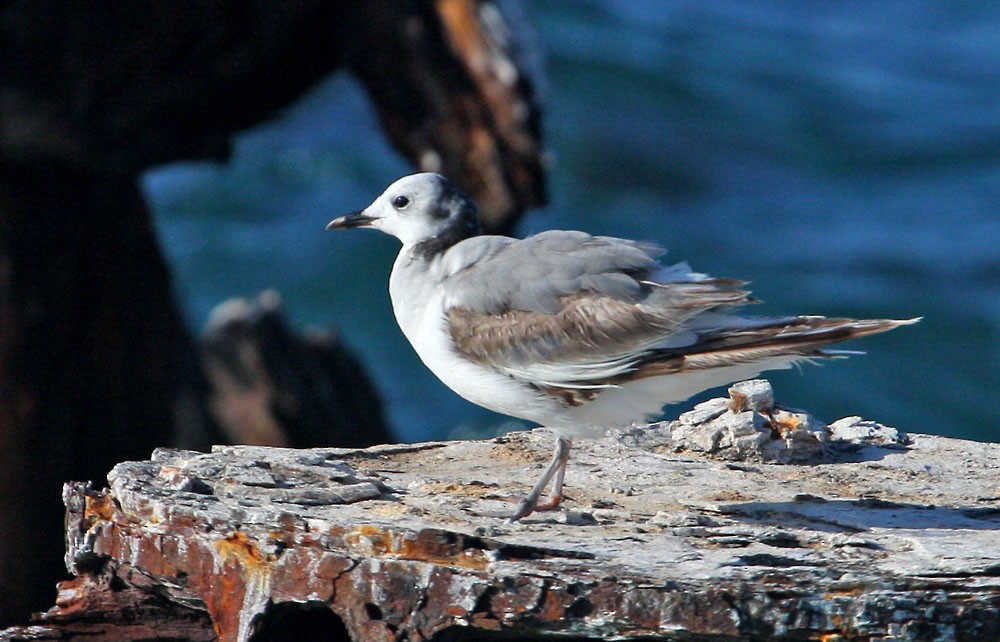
[{"left": 389, "top": 252, "right": 568, "bottom": 428}]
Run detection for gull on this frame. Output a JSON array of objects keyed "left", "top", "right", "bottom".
[{"left": 327, "top": 173, "right": 918, "bottom": 521}]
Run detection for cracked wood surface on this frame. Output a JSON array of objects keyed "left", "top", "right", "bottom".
[{"left": 5, "top": 388, "right": 1000, "bottom": 642}]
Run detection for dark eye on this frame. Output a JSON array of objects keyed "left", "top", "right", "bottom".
[{"left": 392, "top": 195, "right": 410, "bottom": 209}]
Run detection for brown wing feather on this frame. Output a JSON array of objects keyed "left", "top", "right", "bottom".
[{"left": 447, "top": 280, "right": 752, "bottom": 368}]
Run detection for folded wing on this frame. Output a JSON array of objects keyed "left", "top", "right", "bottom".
[{"left": 443, "top": 231, "right": 918, "bottom": 392}]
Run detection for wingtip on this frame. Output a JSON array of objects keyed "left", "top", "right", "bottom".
[
  {"left": 882, "top": 316, "right": 922, "bottom": 329},
  {"left": 864, "top": 316, "right": 921, "bottom": 327},
  {"left": 856, "top": 316, "right": 922, "bottom": 336},
  {"left": 820, "top": 349, "right": 867, "bottom": 358}
]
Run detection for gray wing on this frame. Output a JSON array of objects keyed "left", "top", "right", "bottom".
[
  {"left": 440, "top": 230, "right": 918, "bottom": 390},
  {"left": 441, "top": 230, "right": 754, "bottom": 385},
  {"left": 441, "top": 230, "right": 670, "bottom": 314}
]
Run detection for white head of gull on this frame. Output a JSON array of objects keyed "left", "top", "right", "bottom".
[{"left": 327, "top": 172, "right": 919, "bottom": 521}]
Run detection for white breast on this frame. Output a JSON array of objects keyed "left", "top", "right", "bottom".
[{"left": 389, "top": 249, "right": 568, "bottom": 427}]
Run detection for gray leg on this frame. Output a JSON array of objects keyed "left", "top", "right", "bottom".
[
  {"left": 540, "top": 441, "right": 570, "bottom": 508},
  {"left": 509, "top": 436, "right": 572, "bottom": 522}
]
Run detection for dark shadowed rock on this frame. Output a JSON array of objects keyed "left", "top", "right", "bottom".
[{"left": 196, "top": 291, "right": 393, "bottom": 451}]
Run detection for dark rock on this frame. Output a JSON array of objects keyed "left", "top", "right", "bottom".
[{"left": 199, "top": 291, "right": 393, "bottom": 450}]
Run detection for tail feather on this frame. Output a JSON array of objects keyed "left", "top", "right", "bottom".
[{"left": 631, "top": 316, "right": 920, "bottom": 378}]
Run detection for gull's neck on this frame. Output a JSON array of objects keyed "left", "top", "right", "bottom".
[
  {"left": 389, "top": 242, "right": 451, "bottom": 355},
  {"left": 412, "top": 226, "right": 477, "bottom": 261},
  {"left": 410, "top": 201, "right": 482, "bottom": 261}
]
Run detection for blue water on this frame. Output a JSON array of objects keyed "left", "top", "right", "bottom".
[{"left": 146, "top": 0, "right": 1000, "bottom": 444}]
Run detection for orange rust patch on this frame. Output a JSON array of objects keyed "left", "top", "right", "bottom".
[
  {"left": 344, "top": 524, "right": 395, "bottom": 557},
  {"left": 51, "top": 577, "right": 89, "bottom": 616},
  {"left": 768, "top": 411, "right": 803, "bottom": 437},
  {"left": 823, "top": 586, "right": 867, "bottom": 599},
  {"left": 315, "top": 553, "right": 353, "bottom": 580},
  {"left": 367, "top": 503, "right": 411, "bottom": 518},
  {"left": 215, "top": 530, "right": 269, "bottom": 568},
  {"left": 418, "top": 480, "right": 498, "bottom": 498},
  {"left": 203, "top": 532, "right": 276, "bottom": 642},
  {"left": 344, "top": 525, "right": 491, "bottom": 571},
  {"left": 397, "top": 530, "right": 491, "bottom": 571},
  {"left": 490, "top": 438, "right": 548, "bottom": 464},
  {"left": 706, "top": 490, "right": 751, "bottom": 502},
  {"left": 131, "top": 534, "right": 181, "bottom": 578},
  {"left": 204, "top": 567, "right": 248, "bottom": 642},
  {"left": 84, "top": 492, "right": 118, "bottom": 523},
  {"left": 729, "top": 390, "right": 749, "bottom": 413}
]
